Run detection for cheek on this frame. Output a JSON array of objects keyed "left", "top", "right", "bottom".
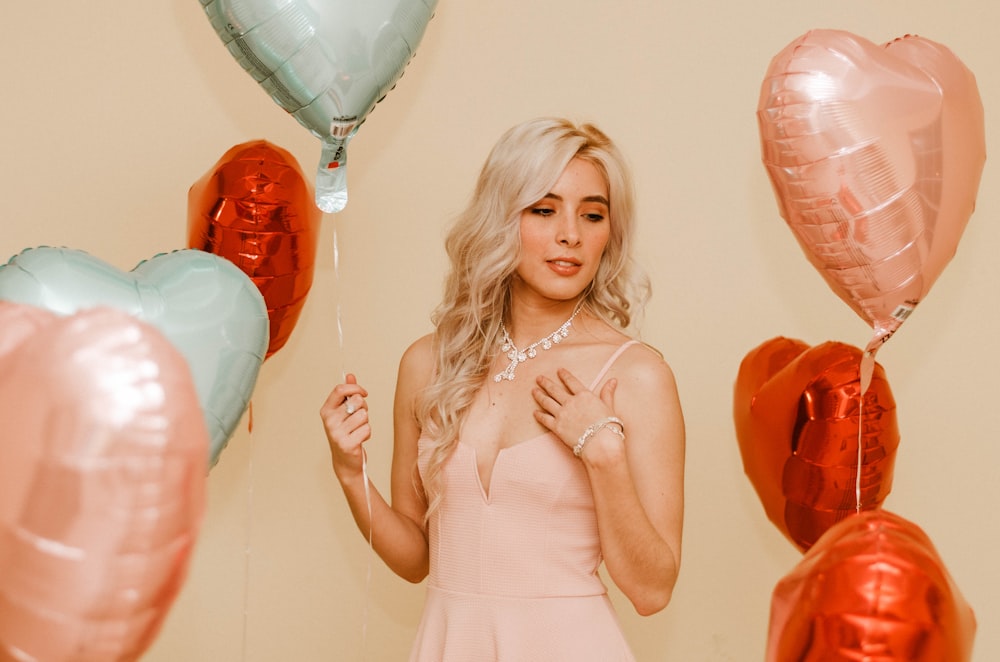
[
  {"left": 518, "top": 221, "right": 548, "bottom": 253},
  {"left": 589, "top": 226, "right": 612, "bottom": 257}
]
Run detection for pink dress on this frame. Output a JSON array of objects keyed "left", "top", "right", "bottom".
[{"left": 410, "top": 341, "right": 640, "bottom": 662}]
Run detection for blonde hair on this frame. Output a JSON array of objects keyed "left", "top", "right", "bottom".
[{"left": 416, "top": 117, "right": 650, "bottom": 515}]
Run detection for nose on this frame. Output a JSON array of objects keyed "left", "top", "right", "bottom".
[{"left": 556, "top": 215, "right": 581, "bottom": 247}]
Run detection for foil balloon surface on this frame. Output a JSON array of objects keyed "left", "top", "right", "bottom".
[
  {"left": 199, "top": 0, "right": 438, "bottom": 212},
  {"left": 758, "top": 30, "right": 985, "bottom": 353},
  {"left": 734, "top": 337, "right": 899, "bottom": 551},
  {"left": 189, "top": 140, "right": 321, "bottom": 359},
  {"left": 0, "top": 302, "right": 208, "bottom": 662},
  {"left": 0, "top": 247, "right": 269, "bottom": 467},
  {"left": 768, "top": 509, "right": 976, "bottom": 661}
]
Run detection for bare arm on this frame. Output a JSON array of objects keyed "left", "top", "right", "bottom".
[
  {"left": 320, "top": 335, "right": 435, "bottom": 583},
  {"left": 533, "top": 346, "right": 685, "bottom": 615}
]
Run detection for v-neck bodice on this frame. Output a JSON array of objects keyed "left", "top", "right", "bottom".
[
  {"left": 459, "top": 432, "right": 552, "bottom": 503},
  {"left": 409, "top": 341, "right": 641, "bottom": 661}
]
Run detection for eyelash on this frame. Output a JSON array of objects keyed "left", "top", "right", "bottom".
[{"left": 529, "top": 208, "right": 606, "bottom": 222}]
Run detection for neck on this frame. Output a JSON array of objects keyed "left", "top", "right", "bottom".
[
  {"left": 506, "top": 298, "right": 583, "bottom": 346},
  {"left": 493, "top": 298, "right": 585, "bottom": 383}
]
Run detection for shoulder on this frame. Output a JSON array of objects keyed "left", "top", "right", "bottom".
[
  {"left": 612, "top": 341, "right": 679, "bottom": 399},
  {"left": 397, "top": 333, "right": 435, "bottom": 387},
  {"left": 394, "top": 333, "right": 436, "bottom": 422},
  {"left": 611, "top": 342, "right": 685, "bottom": 455}
]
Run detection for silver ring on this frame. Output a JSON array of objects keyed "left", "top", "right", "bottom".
[{"left": 345, "top": 399, "right": 356, "bottom": 415}]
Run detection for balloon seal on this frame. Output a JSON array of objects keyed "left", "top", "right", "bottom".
[
  {"left": 314, "top": 135, "right": 352, "bottom": 213},
  {"left": 890, "top": 302, "right": 916, "bottom": 323},
  {"left": 330, "top": 118, "right": 358, "bottom": 139}
]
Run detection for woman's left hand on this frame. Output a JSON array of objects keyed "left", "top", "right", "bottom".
[{"left": 533, "top": 368, "right": 617, "bottom": 450}]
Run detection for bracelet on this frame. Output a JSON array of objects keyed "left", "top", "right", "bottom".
[{"left": 573, "top": 416, "right": 625, "bottom": 457}]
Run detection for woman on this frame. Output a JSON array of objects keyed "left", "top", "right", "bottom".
[{"left": 321, "top": 117, "right": 685, "bottom": 661}]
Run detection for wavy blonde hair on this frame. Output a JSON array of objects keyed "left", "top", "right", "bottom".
[{"left": 416, "top": 117, "right": 650, "bottom": 515}]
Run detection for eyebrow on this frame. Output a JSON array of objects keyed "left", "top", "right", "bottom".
[{"left": 540, "top": 192, "right": 610, "bottom": 206}]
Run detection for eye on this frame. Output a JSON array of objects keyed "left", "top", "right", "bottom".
[
  {"left": 529, "top": 206, "right": 556, "bottom": 216},
  {"left": 583, "top": 212, "right": 606, "bottom": 222}
]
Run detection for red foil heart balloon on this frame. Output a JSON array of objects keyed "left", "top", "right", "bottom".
[
  {"left": 188, "top": 140, "right": 321, "bottom": 359},
  {"left": 734, "top": 337, "right": 899, "bottom": 551},
  {"left": 758, "top": 31, "right": 986, "bottom": 353},
  {"left": 0, "top": 302, "right": 207, "bottom": 661},
  {"left": 767, "top": 509, "right": 976, "bottom": 661}
]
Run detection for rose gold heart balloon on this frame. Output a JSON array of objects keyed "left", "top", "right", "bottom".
[
  {"left": 768, "top": 509, "right": 976, "bottom": 661},
  {"left": 734, "top": 337, "right": 899, "bottom": 551},
  {"left": 0, "top": 299, "right": 54, "bottom": 355},
  {"left": 758, "top": 31, "right": 986, "bottom": 354},
  {"left": 188, "top": 140, "right": 321, "bottom": 359},
  {"left": 0, "top": 302, "right": 207, "bottom": 662}
]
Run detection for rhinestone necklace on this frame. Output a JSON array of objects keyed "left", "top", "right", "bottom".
[{"left": 493, "top": 302, "right": 583, "bottom": 382}]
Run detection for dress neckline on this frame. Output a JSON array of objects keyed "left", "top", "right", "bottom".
[{"left": 462, "top": 339, "right": 641, "bottom": 500}]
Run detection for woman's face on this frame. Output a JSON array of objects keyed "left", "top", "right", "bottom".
[{"left": 514, "top": 157, "right": 611, "bottom": 305}]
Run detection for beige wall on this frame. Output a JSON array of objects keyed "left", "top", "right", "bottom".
[{"left": 3, "top": 1, "right": 998, "bottom": 660}]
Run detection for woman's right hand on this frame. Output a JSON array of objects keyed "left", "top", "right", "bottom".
[{"left": 319, "top": 373, "right": 370, "bottom": 480}]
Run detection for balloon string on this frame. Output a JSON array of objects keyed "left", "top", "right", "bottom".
[
  {"left": 361, "top": 449, "right": 373, "bottom": 661},
  {"left": 242, "top": 404, "right": 256, "bottom": 662},
  {"left": 856, "top": 392, "right": 864, "bottom": 513},
  {"left": 856, "top": 349, "right": 876, "bottom": 512},
  {"left": 333, "top": 224, "right": 374, "bottom": 659}
]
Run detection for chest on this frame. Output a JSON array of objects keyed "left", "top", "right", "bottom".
[{"left": 461, "top": 370, "right": 548, "bottom": 489}]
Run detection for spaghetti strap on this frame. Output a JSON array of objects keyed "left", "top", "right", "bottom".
[{"left": 587, "top": 340, "right": 642, "bottom": 390}]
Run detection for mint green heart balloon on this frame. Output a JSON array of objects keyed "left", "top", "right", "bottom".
[
  {"left": 200, "top": 0, "right": 438, "bottom": 213},
  {"left": 0, "top": 247, "right": 269, "bottom": 467}
]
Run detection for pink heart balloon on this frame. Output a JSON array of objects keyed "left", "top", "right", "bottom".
[
  {"left": 0, "top": 302, "right": 208, "bottom": 662},
  {"left": 758, "top": 30, "right": 986, "bottom": 353}
]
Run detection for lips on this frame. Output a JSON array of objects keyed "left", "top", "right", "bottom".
[{"left": 547, "top": 257, "right": 582, "bottom": 276}]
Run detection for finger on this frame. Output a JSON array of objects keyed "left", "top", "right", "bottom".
[
  {"left": 556, "top": 368, "right": 587, "bottom": 394},
  {"left": 322, "top": 382, "right": 365, "bottom": 408},
  {"left": 535, "top": 375, "right": 562, "bottom": 401},
  {"left": 344, "top": 394, "right": 370, "bottom": 416},
  {"left": 599, "top": 377, "right": 618, "bottom": 409},
  {"left": 531, "top": 387, "right": 561, "bottom": 412},
  {"left": 533, "top": 409, "right": 556, "bottom": 430},
  {"left": 321, "top": 390, "right": 367, "bottom": 425},
  {"left": 331, "top": 407, "right": 370, "bottom": 439},
  {"left": 321, "top": 387, "right": 349, "bottom": 414},
  {"left": 344, "top": 373, "right": 368, "bottom": 397}
]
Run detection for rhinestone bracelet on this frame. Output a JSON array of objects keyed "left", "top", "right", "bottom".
[{"left": 573, "top": 416, "right": 625, "bottom": 458}]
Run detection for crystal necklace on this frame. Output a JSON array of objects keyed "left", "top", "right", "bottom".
[{"left": 493, "top": 302, "right": 583, "bottom": 382}]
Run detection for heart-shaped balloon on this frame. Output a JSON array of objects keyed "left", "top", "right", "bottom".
[
  {"left": 734, "top": 337, "right": 899, "bottom": 551},
  {"left": 188, "top": 140, "right": 321, "bottom": 359},
  {"left": 0, "top": 247, "right": 269, "bottom": 466},
  {"left": 200, "top": 0, "right": 438, "bottom": 212},
  {"left": 0, "top": 302, "right": 207, "bottom": 662},
  {"left": 768, "top": 509, "right": 976, "bottom": 661},
  {"left": 758, "top": 31, "right": 986, "bottom": 353}
]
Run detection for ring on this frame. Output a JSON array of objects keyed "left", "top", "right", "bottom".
[{"left": 345, "top": 399, "right": 356, "bottom": 415}]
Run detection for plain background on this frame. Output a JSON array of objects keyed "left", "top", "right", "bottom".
[{"left": 3, "top": 1, "right": 998, "bottom": 660}]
